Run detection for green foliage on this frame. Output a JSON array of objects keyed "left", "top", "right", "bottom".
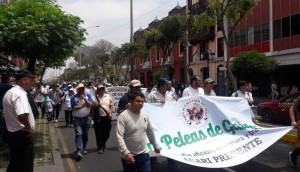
[
  {"left": 144, "top": 28, "right": 164, "bottom": 49},
  {"left": 187, "top": 13, "right": 214, "bottom": 37},
  {"left": 158, "top": 15, "right": 186, "bottom": 47},
  {"left": 153, "top": 68, "right": 169, "bottom": 82},
  {"left": 0, "top": 0, "right": 85, "bottom": 73},
  {"left": 231, "top": 51, "right": 278, "bottom": 79},
  {"left": 0, "top": 54, "right": 16, "bottom": 76},
  {"left": 144, "top": 15, "right": 186, "bottom": 53},
  {"left": 206, "top": 0, "right": 256, "bottom": 31}
]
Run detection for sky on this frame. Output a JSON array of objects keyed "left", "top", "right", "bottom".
[
  {"left": 44, "top": 0, "right": 187, "bottom": 82},
  {"left": 56, "top": 0, "right": 187, "bottom": 47}
]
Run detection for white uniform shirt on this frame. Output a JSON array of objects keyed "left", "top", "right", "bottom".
[
  {"left": 93, "top": 94, "right": 113, "bottom": 117},
  {"left": 182, "top": 86, "right": 205, "bottom": 97},
  {"left": 147, "top": 89, "right": 165, "bottom": 103},
  {"left": 3, "top": 85, "right": 35, "bottom": 132}
]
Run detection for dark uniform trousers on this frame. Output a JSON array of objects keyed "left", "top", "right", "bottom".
[{"left": 7, "top": 130, "right": 34, "bottom": 172}]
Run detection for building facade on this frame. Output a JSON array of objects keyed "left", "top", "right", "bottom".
[
  {"left": 188, "top": 0, "right": 300, "bottom": 96},
  {"left": 133, "top": 5, "right": 187, "bottom": 87}
]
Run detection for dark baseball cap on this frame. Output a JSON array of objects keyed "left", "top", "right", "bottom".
[{"left": 15, "top": 69, "right": 36, "bottom": 80}]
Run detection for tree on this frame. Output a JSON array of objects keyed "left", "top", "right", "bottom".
[
  {"left": 0, "top": 0, "right": 85, "bottom": 78},
  {"left": 192, "top": 0, "right": 256, "bottom": 91},
  {"left": 0, "top": 54, "right": 16, "bottom": 76},
  {"left": 231, "top": 51, "right": 278, "bottom": 80},
  {"left": 186, "top": 13, "right": 215, "bottom": 83},
  {"left": 144, "top": 15, "right": 186, "bottom": 74},
  {"left": 110, "top": 47, "right": 128, "bottom": 84}
]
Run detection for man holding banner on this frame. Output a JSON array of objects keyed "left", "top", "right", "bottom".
[
  {"left": 289, "top": 96, "right": 300, "bottom": 166},
  {"left": 182, "top": 75, "right": 204, "bottom": 97},
  {"left": 147, "top": 78, "right": 181, "bottom": 170},
  {"left": 116, "top": 91, "right": 160, "bottom": 172}
]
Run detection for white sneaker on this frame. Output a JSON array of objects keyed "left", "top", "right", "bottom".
[
  {"left": 54, "top": 120, "right": 58, "bottom": 123},
  {"left": 83, "top": 150, "right": 88, "bottom": 154}
]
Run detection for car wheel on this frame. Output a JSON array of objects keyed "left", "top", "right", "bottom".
[{"left": 261, "top": 109, "right": 274, "bottom": 122}]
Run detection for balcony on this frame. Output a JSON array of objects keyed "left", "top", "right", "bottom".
[
  {"left": 188, "top": 0, "right": 207, "bottom": 15},
  {"left": 164, "top": 56, "right": 174, "bottom": 66},
  {"left": 142, "top": 61, "right": 152, "bottom": 69},
  {"left": 188, "top": 27, "right": 215, "bottom": 45}
]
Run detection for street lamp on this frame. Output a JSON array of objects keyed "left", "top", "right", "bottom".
[{"left": 79, "top": 25, "right": 101, "bottom": 81}]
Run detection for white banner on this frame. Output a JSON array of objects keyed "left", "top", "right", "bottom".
[
  {"left": 142, "top": 95, "right": 292, "bottom": 168},
  {"left": 106, "top": 86, "right": 129, "bottom": 120}
]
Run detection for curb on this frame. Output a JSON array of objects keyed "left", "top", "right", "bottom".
[{"left": 34, "top": 123, "right": 64, "bottom": 172}]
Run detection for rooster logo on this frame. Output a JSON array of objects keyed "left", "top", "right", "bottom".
[{"left": 181, "top": 99, "right": 208, "bottom": 127}]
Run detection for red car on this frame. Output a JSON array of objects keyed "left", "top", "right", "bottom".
[{"left": 257, "top": 92, "right": 300, "bottom": 122}]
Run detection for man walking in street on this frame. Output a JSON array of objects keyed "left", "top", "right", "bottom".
[
  {"left": 203, "top": 78, "right": 216, "bottom": 96},
  {"left": 48, "top": 84, "right": 63, "bottom": 122},
  {"left": 116, "top": 91, "right": 160, "bottom": 172},
  {"left": 71, "top": 83, "right": 93, "bottom": 161},
  {"left": 289, "top": 95, "right": 300, "bottom": 166},
  {"left": 147, "top": 78, "right": 180, "bottom": 170},
  {"left": 182, "top": 75, "right": 204, "bottom": 97},
  {"left": 2, "top": 69, "right": 36, "bottom": 172},
  {"left": 92, "top": 85, "right": 113, "bottom": 154}
]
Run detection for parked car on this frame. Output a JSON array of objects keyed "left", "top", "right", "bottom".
[{"left": 257, "top": 91, "right": 300, "bottom": 122}]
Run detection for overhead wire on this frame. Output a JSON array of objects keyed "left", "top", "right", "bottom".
[{"left": 86, "top": 0, "right": 183, "bottom": 44}]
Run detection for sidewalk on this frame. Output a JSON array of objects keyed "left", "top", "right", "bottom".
[{"left": 34, "top": 122, "right": 64, "bottom": 172}]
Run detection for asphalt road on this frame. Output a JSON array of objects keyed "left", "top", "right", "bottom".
[{"left": 54, "top": 115, "right": 299, "bottom": 172}]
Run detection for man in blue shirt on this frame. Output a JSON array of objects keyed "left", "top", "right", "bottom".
[{"left": 71, "top": 83, "right": 93, "bottom": 161}]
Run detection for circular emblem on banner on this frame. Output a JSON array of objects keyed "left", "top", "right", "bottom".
[{"left": 181, "top": 99, "right": 208, "bottom": 127}]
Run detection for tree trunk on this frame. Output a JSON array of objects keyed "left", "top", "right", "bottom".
[
  {"left": 27, "top": 57, "right": 37, "bottom": 74},
  {"left": 39, "top": 65, "right": 47, "bottom": 84}
]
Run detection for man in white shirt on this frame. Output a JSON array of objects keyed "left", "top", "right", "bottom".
[
  {"left": 85, "top": 81, "right": 97, "bottom": 97},
  {"left": 3, "top": 69, "right": 36, "bottom": 172},
  {"left": 147, "top": 78, "right": 180, "bottom": 170},
  {"left": 143, "top": 82, "right": 154, "bottom": 102},
  {"left": 203, "top": 78, "right": 217, "bottom": 96},
  {"left": 231, "top": 80, "right": 250, "bottom": 100},
  {"left": 182, "top": 75, "right": 205, "bottom": 97}
]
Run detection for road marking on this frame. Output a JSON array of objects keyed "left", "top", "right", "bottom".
[{"left": 55, "top": 124, "right": 77, "bottom": 172}]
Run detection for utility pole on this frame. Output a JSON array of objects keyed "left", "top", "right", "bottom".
[{"left": 130, "top": 0, "right": 134, "bottom": 80}]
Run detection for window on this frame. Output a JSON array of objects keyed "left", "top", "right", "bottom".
[
  {"left": 234, "top": 30, "right": 240, "bottom": 47},
  {"left": 282, "top": 17, "right": 290, "bottom": 37},
  {"left": 273, "top": 19, "right": 281, "bottom": 39},
  {"left": 254, "top": 25, "right": 262, "bottom": 43},
  {"left": 247, "top": 27, "right": 254, "bottom": 45},
  {"left": 188, "top": 46, "right": 193, "bottom": 62},
  {"left": 229, "top": 32, "right": 235, "bottom": 47},
  {"left": 179, "top": 43, "right": 184, "bottom": 56},
  {"left": 156, "top": 45, "right": 160, "bottom": 61},
  {"left": 217, "top": 38, "right": 224, "bottom": 57},
  {"left": 291, "top": 14, "right": 300, "bottom": 36},
  {"left": 262, "top": 23, "right": 269, "bottom": 41},
  {"left": 240, "top": 29, "right": 247, "bottom": 46}
]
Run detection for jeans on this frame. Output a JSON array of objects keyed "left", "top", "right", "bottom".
[
  {"left": 74, "top": 116, "right": 90, "bottom": 152},
  {"left": 121, "top": 153, "right": 151, "bottom": 172},
  {"left": 7, "top": 130, "right": 34, "bottom": 172}
]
